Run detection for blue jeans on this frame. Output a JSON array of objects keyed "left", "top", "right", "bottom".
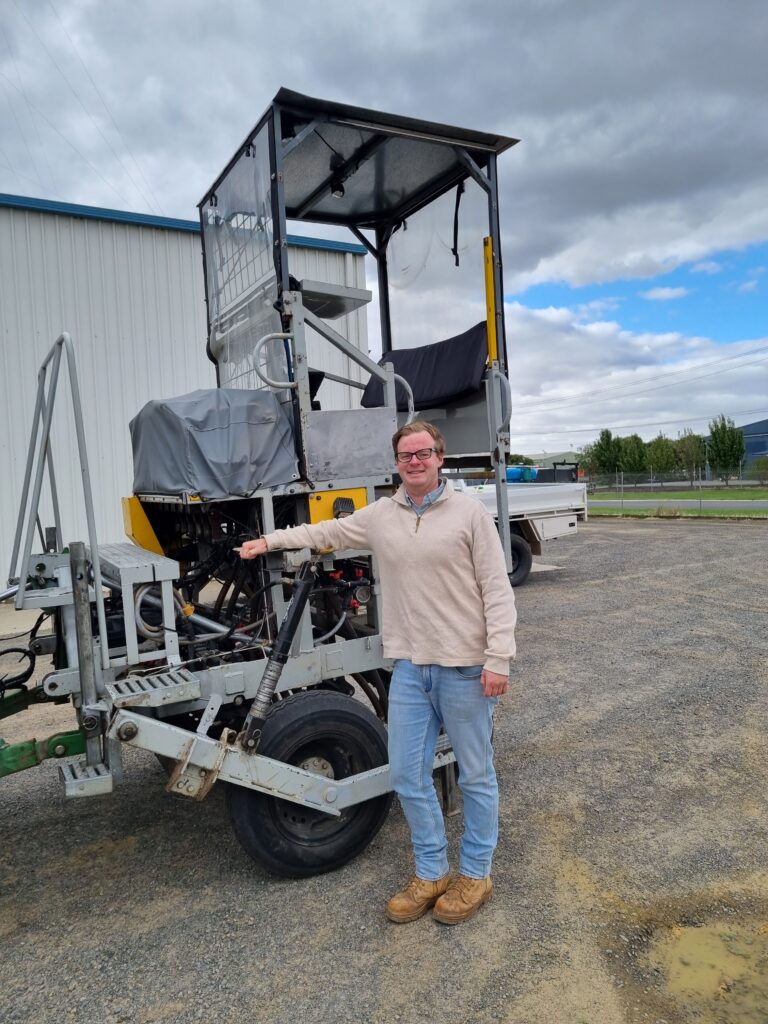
[{"left": 388, "top": 660, "right": 498, "bottom": 880}]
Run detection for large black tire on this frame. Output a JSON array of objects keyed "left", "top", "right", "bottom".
[
  {"left": 508, "top": 533, "right": 533, "bottom": 587},
  {"left": 227, "top": 690, "right": 392, "bottom": 878}
]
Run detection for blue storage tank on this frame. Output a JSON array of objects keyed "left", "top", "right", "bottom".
[{"left": 506, "top": 465, "right": 538, "bottom": 482}]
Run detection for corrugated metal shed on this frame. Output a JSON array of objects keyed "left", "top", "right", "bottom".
[
  {"left": 741, "top": 418, "right": 768, "bottom": 467},
  {"left": 0, "top": 195, "right": 369, "bottom": 578}
]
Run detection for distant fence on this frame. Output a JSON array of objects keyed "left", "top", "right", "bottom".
[{"left": 587, "top": 470, "right": 758, "bottom": 492}]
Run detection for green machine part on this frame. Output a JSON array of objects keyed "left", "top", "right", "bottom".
[
  {"left": 0, "top": 686, "right": 86, "bottom": 778},
  {"left": 0, "top": 730, "right": 86, "bottom": 778}
]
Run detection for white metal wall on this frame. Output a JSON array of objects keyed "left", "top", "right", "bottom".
[{"left": 0, "top": 205, "right": 369, "bottom": 578}]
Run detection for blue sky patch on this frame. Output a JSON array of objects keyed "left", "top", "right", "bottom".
[{"left": 513, "top": 241, "right": 768, "bottom": 345}]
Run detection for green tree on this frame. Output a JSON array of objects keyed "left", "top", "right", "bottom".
[
  {"left": 508, "top": 453, "right": 535, "bottom": 466},
  {"left": 708, "top": 414, "right": 746, "bottom": 483},
  {"left": 591, "top": 429, "right": 623, "bottom": 474},
  {"left": 675, "top": 429, "right": 707, "bottom": 487},
  {"left": 619, "top": 434, "right": 647, "bottom": 474},
  {"left": 579, "top": 443, "right": 599, "bottom": 478},
  {"left": 646, "top": 433, "right": 677, "bottom": 477},
  {"left": 747, "top": 455, "right": 768, "bottom": 484}
]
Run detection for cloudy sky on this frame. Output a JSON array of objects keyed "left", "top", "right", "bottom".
[{"left": 2, "top": 0, "right": 767, "bottom": 453}]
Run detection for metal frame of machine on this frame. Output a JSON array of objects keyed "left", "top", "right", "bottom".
[{"left": 2, "top": 89, "right": 518, "bottom": 877}]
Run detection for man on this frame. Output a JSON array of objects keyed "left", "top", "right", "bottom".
[{"left": 240, "top": 420, "right": 516, "bottom": 924}]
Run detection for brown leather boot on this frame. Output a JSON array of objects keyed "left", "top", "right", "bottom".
[
  {"left": 432, "top": 874, "right": 493, "bottom": 925},
  {"left": 386, "top": 874, "right": 451, "bottom": 923}
]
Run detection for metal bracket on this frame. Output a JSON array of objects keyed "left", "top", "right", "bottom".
[
  {"left": 165, "top": 694, "right": 225, "bottom": 801},
  {"left": 42, "top": 669, "right": 80, "bottom": 697}
]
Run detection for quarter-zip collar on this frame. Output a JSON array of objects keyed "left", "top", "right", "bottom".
[
  {"left": 404, "top": 478, "right": 446, "bottom": 514},
  {"left": 392, "top": 477, "right": 453, "bottom": 510}
]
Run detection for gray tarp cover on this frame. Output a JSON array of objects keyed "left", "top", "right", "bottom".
[{"left": 130, "top": 389, "right": 299, "bottom": 499}]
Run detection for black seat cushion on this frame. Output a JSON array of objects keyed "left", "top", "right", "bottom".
[{"left": 360, "top": 321, "right": 488, "bottom": 412}]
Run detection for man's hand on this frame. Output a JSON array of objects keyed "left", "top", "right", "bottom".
[
  {"left": 239, "top": 537, "right": 268, "bottom": 560},
  {"left": 481, "top": 669, "right": 508, "bottom": 698}
]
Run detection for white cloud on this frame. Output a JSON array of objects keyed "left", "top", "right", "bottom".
[
  {"left": 574, "top": 297, "right": 623, "bottom": 321},
  {"left": 692, "top": 260, "right": 723, "bottom": 274},
  {"left": 640, "top": 287, "right": 692, "bottom": 301},
  {"left": 738, "top": 280, "right": 758, "bottom": 293},
  {"left": 2, "top": 0, "right": 768, "bottom": 295},
  {"left": 502, "top": 302, "right": 768, "bottom": 452}
]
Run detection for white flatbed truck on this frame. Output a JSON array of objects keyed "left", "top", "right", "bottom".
[{"left": 456, "top": 480, "right": 588, "bottom": 585}]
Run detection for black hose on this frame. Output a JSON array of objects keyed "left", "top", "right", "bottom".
[
  {"left": 351, "top": 672, "right": 385, "bottom": 720},
  {"left": 212, "top": 571, "right": 234, "bottom": 618},
  {"left": 0, "top": 647, "right": 36, "bottom": 693},
  {"left": 335, "top": 616, "right": 389, "bottom": 717}
]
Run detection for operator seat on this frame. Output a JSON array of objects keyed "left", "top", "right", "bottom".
[{"left": 360, "top": 322, "right": 493, "bottom": 455}]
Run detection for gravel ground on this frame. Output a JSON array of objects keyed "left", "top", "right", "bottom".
[{"left": 2, "top": 518, "right": 768, "bottom": 1024}]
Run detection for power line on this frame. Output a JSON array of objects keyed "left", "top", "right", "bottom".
[
  {"left": 518, "top": 340, "right": 768, "bottom": 413},
  {"left": 46, "top": 0, "right": 164, "bottom": 215},
  {"left": 0, "top": 47, "right": 47, "bottom": 196},
  {"left": 520, "top": 349, "right": 768, "bottom": 413},
  {"left": 0, "top": 155, "right": 68, "bottom": 200},
  {"left": 0, "top": 70, "right": 134, "bottom": 208},
  {"left": 10, "top": 0, "right": 161, "bottom": 214},
  {"left": 0, "top": 25, "right": 58, "bottom": 195},
  {"left": 515, "top": 406, "right": 768, "bottom": 437}
]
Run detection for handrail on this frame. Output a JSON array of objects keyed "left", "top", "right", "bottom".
[
  {"left": 9, "top": 333, "right": 110, "bottom": 671},
  {"left": 302, "top": 307, "right": 392, "bottom": 385},
  {"left": 252, "top": 332, "right": 297, "bottom": 388},
  {"left": 393, "top": 373, "right": 415, "bottom": 425}
]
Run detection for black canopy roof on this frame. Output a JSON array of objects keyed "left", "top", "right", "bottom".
[{"left": 201, "top": 88, "right": 518, "bottom": 230}]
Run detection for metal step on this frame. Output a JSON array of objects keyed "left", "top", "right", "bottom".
[
  {"left": 60, "top": 760, "right": 113, "bottom": 797},
  {"left": 91, "top": 542, "right": 179, "bottom": 584},
  {"left": 106, "top": 667, "right": 202, "bottom": 708}
]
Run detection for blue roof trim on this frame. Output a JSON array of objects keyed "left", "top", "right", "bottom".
[
  {"left": 286, "top": 235, "right": 367, "bottom": 255},
  {"left": 0, "top": 193, "right": 367, "bottom": 255},
  {"left": 0, "top": 192, "right": 199, "bottom": 233}
]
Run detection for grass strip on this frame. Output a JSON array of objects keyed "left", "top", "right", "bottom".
[
  {"left": 589, "top": 507, "right": 768, "bottom": 520},
  {"left": 592, "top": 488, "right": 768, "bottom": 501}
]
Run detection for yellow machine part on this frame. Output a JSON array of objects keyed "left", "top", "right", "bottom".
[
  {"left": 122, "top": 496, "right": 164, "bottom": 555},
  {"left": 308, "top": 487, "right": 368, "bottom": 524},
  {"left": 483, "top": 235, "right": 498, "bottom": 364}
]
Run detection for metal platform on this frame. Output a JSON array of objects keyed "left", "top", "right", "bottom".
[{"left": 89, "top": 542, "right": 181, "bottom": 667}]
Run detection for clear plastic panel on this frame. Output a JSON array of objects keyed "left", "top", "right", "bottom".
[
  {"left": 201, "top": 124, "right": 286, "bottom": 389},
  {"left": 386, "top": 177, "right": 488, "bottom": 350}
]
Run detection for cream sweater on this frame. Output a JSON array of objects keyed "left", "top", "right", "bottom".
[{"left": 263, "top": 480, "right": 517, "bottom": 675}]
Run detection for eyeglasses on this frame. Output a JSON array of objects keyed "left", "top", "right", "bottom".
[{"left": 395, "top": 447, "right": 439, "bottom": 464}]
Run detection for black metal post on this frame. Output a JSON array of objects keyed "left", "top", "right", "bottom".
[{"left": 375, "top": 225, "right": 393, "bottom": 356}]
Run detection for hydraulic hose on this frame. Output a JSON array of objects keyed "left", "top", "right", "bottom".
[
  {"left": 312, "top": 606, "right": 349, "bottom": 646},
  {"left": 239, "top": 560, "right": 316, "bottom": 754}
]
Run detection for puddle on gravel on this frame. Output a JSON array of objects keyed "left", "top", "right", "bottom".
[{"left": 649, "top": 923, "right": 768, "bottom": 1022}]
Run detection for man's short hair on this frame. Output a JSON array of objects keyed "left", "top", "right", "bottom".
[{"left": 392, "top": 420, "right": 446, "bottom": 457}]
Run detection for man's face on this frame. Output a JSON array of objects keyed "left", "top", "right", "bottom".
[{"left": 395, "top": 430, "right": 444, "bottom": 494}]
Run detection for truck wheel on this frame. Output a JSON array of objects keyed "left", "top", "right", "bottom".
[
  {"left": 508, "top": 534, "right": 533, "bottom": 586},
  {"left": 227, "top": 690, "right": 392, "bottom": 877}
]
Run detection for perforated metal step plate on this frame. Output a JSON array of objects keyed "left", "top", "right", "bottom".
[
  {"left": 59, "top": 760, "right": 113, "bottom": 797},
  {"left": 106, "top": 667, "right": 202, "bottom": 708}
]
